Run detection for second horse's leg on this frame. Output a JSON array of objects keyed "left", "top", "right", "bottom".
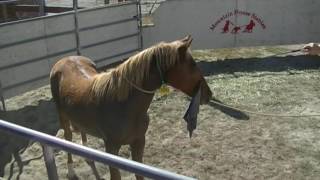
[{"left": 81, "top": 132, "right": 103, "bottom": 180}]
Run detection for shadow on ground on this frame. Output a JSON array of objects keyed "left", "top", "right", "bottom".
[
  {"left": 0, "top": 99, "right": 59, "bottom": 179},
  {"left": 197, "top": 55, "right": 320, "bottom": 76}
]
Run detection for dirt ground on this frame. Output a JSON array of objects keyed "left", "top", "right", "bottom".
[{"left": 0, "top": 45, "right": 320, "bottom": 180}]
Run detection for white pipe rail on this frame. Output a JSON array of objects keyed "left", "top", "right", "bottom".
[{"left": 0, "top": 119, "right": 196, "bottom": 180}]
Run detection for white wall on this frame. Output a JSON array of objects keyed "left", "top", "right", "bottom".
[{"left": 143, "top": 0, "right": 320, "bottom": 49}]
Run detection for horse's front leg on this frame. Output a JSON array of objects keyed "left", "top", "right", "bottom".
[
  {"left": 104, "top": 141, "right": 121, "bottom": 180},
  {"left": 130, "top": 137, "right": 145, "bottom": 180}
]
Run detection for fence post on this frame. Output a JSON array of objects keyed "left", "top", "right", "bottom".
[
  {"left": 42, "top": 145, "right": 59, "bottom": 180},
  {"left": 39, "top": 0, "right": 46, "bottom": 16},
  {"left": 73, "top": 0, "right": 81, "bottom": 56},
  {"left": 0, "top": 81, "right": 6, "bottom": 111},
  {"left": 137, "top": 0, "right": 143, "bottom": 50}
]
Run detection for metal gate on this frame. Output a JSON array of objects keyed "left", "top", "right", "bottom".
[{"left": 0, "top": 1, "right": 142, "bottom": 99}]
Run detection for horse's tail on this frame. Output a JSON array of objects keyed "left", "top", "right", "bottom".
[{"left": 49, "top": 67, "right": 61, "bottom": 107}]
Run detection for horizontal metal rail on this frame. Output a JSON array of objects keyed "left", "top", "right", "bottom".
[
  {"left": 77, "top": 1, "right": 137, "bottom": 13},
  {"left": 0, "top": 11, "right": 75, "bottom": 28},
  {"left": 0, "top": 1, "right": 135, "bottom": 27},
  {"left": 0, "top": 48, "right": 77, "bottom": 71},
  {"left": 1, "top": 47, "right": 140, "bottom": 91},
  {"left": 95, "top": 48, "right": 139, "bottom": 63},
  {"left": 79, "top": 17, "right": 137, "bottom": 32},
  {"left": 0, "top": 119, "right": 196, "bottom": 180},
  {"left": 0, "top": 30, "right": 75, "bottom": 50},
  {"left": 81, "top": 32, "right": 139, "bottom": 49},
  {"left": 2, "top": 73, "right": 48, "bottom": 91}
]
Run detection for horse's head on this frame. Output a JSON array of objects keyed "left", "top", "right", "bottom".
[{"left": 164, "top": 36, "right": 212, "bottom": 104}]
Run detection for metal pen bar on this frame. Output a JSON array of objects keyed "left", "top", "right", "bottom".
[
  {"left": 1, "top": 74, "right": 49, "bottom": 92},
  {"left": 79, "top": 17, "right": 137, "bottom": 32},
  {"left": 0, "top": 120, "right": 197, "bottom": 180},
  {"left": 0, "top": 11, "right": 75, "bottom": 28},
  {"left": 0, "top": 48, "right": 76, "bottom": 71},
  {"left": 81, "top": 32, "right": 139, "bottom": 49},
  {"left": 77, "top": 1, "right": 136, "bottom": 13},
  {"left": 94, "top": 48, "right": 139, "bottom": 63},
  {"left": 0, "top": 30, "right": 74, "bottom": 50},
  {"left": 137, "top": 0, "right": 143, "bottom": 50},
  {"left": 73, "top": 0, "right": 81, "bottom": 55}
]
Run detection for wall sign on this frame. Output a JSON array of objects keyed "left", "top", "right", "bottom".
[{"left": 210, "top": 9, "right": 266, "bottom": 34}]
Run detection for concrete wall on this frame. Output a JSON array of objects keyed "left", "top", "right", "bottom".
[{"left": 143, "top": 0, "right": 320, "bottom": 49}]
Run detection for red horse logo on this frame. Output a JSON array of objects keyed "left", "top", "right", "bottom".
[
  {"left": 222, "top": 20, "right": 232, "bottom": 33},
  {"left": 231, "top": 26, "right": 241, "bottom": 34},
  {"left": 243, "top": 20, "right": 256, "bottom": 33},
  {"left": 211, "top": 10, "right": 266, "bottom": 34}
]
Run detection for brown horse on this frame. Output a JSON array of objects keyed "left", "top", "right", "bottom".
[{"left": 50, "top": 36, "right": 212, "bottom": 180}]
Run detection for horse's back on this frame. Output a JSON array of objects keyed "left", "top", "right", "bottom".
[
  {"left": 50, "top": 56, "right": 97, "bottom": 78},
  {"left": 50, "top": 56, "right": 98, "bottom": 106}
]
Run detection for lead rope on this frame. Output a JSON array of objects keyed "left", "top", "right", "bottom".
[
  {"left": 124, "top": 59, "right": 166, "bottom": 94},
  {"left": 124, "top": 77, "right": 156, "bottom": 94},
  {"left": 210, "top": 99, "right": 320, "bottom": 117},
  {"left": 262, "top": 49, "right": 302, "bottom": 58},
  {"left": 155, "top": 56, "right": 165, "bottom": 85}
]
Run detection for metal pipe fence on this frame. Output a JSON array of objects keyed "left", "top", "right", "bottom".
[
  {"left": 0, "top": 1, "right": 142, "bottom": 100},
  {"left": 0, "top": 119, "right": 196, "bottom": 180}
]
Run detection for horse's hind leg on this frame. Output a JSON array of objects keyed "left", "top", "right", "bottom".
[
  {"left": 104, "top": 141, "right": 121, "bottom": 180},
  {"left": 130, "top": 138, "right": 145, "bottom": 180},
  {"left": 59, "top": 113, "right": 78, "bottom": 180},
  {"left": 13, "top": 151, "right": 23, "bottom": 180},
  {"left": 81, "top": 132, "right": 103, "bottom": 180}
]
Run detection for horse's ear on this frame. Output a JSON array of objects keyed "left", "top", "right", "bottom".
[{"left": 178, "top": 35, "right": 193, "bottom": 53}]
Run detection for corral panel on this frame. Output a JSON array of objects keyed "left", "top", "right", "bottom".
[
  {"left": 0, "top": 2, "right": 139, "bottom": 99},
  {"left": 81, "top": 35, "right": 139, "bottom": 66},
  {"left": 77, "top": 3, "right": 137, "bottom": 29}
]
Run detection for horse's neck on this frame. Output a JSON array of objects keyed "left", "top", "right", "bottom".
[
  {"left": 111, "top": 64, "right": 161, "bottom": 113},
  {"left": 126, "top": 66, "right": 161, "bottom": 107}
]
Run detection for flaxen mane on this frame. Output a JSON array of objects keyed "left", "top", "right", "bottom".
[{"left": 91, "top": 42, "right": 181, "bottom": 101}]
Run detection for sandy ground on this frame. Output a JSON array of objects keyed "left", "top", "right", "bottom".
[{"left": 0, "top": 46, "right": 320, "bottom": 180}]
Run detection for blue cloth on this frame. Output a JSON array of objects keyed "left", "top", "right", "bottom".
[{"left": 183, "top": 88, "right": 201, "bottom": 138}]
